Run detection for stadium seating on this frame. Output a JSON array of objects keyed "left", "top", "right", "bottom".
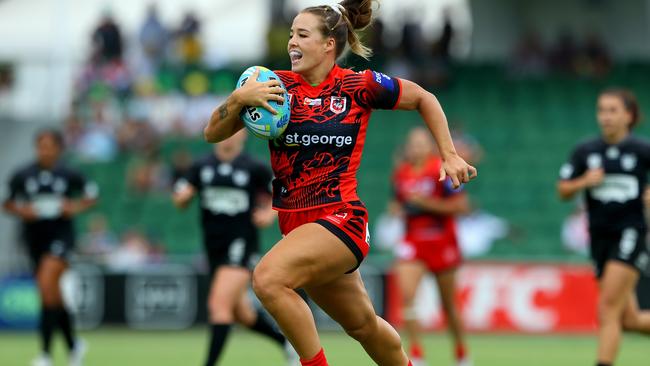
[{"left": 76, "top": 65, "right": 650, "bottom": 262}]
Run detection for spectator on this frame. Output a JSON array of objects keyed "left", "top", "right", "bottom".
[
  {"left": 509, "top": 30, "right": 548, "bottom": 78},
  {"left": 549, "top": 31, "right": 579, "bottom": 74},
  {"left": 116, "top": 117, "right": 159, "bottom": 154},
  {"left": 577, "top": 33, "right": 611, "bottom": 78},
  {"left": 106, "top": 229, "right": 156, "bottom": 271},
  {"left": 139, "top": 4, "right": 169, "bottom": 70},
  {"left": 174, "top": 11, "right": 203, "bottom": 66},
  {"left": 92, "top": 12, "right": 124, "bottom": 63},
  {"left": 126, "top": 150, "right": 170, "bottom": 194},
  {"left": 80, "top": 214, "right": 119, "bottom": 259},
  {"left": 76, "top": 104, "right": 118, "bottom": 162}
]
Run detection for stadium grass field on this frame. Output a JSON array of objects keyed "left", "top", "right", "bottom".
[{"left": 0, "top": 328, "right": 647, "bottom": 366}]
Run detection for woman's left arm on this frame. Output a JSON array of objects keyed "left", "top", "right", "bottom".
[{"left": 396, "top": 79, "right": 477, "bottom": 187}]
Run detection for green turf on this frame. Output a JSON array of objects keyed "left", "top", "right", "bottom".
[{"left": 0, "top": 327, "right": 647, "bottom": 365}]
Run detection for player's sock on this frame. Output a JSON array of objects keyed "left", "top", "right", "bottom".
[
  {"left": 204, "top": 323, "right": 232, "bottom": 366},
  {"left": 300, "top": 348, "right": 328, "bottom": 366},
  {"left": 408, "top": 362, "right": 413, "bottom": 366},
  {"left": 56, "top": 307, "right": 76, "bottom": 351},
  {"left": 410, "top": 342, "right": 424, "bottom": 359},
  {"left": 455, "top": 343, "right": 467, "bottom": 361},
  {"left": 249, "top": 311, "right": 286, "bottom": 345},
  {"left": 40, "top": 307, "right": 57, "bottom": 355}
]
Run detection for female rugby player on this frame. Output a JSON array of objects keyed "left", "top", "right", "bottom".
[
  {"left": 173, "top": 130, "right": 297, "bottom": 366},
  {"left": 204, "top": 1, "right": 476, "bottom": 365},
  {"left": 4, "top": 129, "right": 97, "bottom": 366},
  {"left": 558, "top": 88, "right": 650, "bottom": 366},
  {"left": 392, "top": 127, "right": 472, "bottom": 366}
]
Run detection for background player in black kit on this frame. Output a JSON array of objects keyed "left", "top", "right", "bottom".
[
  {"left": 172, "top": 129, "right": 298, "bottom": 366},
  {"left": 3, "top": 129, "right": 97, "bottom": 366},
  {"left": 557, "top": 88, "right": 650, "bottom": 366}
]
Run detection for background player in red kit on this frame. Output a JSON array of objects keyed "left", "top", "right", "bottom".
[
  {"left": 392, "top": 127, "right": 472, "bottom": 366},
  {"left": 203, "top": 1, "right": 477, "bottom": 365}
]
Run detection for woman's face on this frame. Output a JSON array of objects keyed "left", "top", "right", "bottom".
[
  {"left": 597, "top": 94, "right": 633, "bottom": 137},
  {"left": 404, "top": 129, "right": 435, "bottom": 163},
  {"left": 36, "top": 134, "right": 62, "bottom": 167},
  {"left": 288, "top": 12, "right": 334, "bottom": 74}
]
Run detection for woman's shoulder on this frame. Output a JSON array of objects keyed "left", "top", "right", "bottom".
[
  {"left": 627, "top": 134, "right": 650, "bottom": 147},
  {"left": 272, "top": 70, "right": 297, "bottom": 85}
]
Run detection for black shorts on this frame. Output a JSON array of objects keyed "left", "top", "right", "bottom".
[
  {"left": 203, "top": 233, "right": 259, "bottom": 274},
  {"left": 590, "top": 227, "right": 650, "bottom": 278},
  {"left": 24, "top": 233, "right": 74, "bottom": 268}
]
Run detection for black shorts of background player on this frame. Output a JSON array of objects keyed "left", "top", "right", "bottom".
[
  {"left": 558, "top": 88, "right": 650, "bottom": 366},
  {"left": 173, "top": 129, "right": 297, "bottom": 366},
  {"left": 3, "top": 129, "right": 98, "bottom": 366}
]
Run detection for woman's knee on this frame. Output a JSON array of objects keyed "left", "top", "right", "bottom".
[
  {"left": 598, "top": 292, "right": 623, "bottom": 320},
  {"left": 207, "top": 297, "right": 236, "bottom": 323},
  {"left": 400, "top": 286, "right": 417, "bottom": 307},
  {"left": 36, "top": 279, "right": 62, "bottom": 306},
  {"left": 343, "top": 314, "right": 378, "bottom": 342},
  {"left": 621, "top": 312, "right": 639, "bottom": 331},
  {"left": 252, "top": 263, "right": 284, "bottom": 302}
]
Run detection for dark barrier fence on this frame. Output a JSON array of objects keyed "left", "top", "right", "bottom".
[{"left": 0, "top": 263, "right": 648, "bottom": 331}]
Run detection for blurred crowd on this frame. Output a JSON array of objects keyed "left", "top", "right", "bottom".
[
  {"left": 66, "top": 4, "right": 614, "bottom": 162},
  {"left": 509, "top": 30, "right": 611, "bottom": 79},
  {"left": 60, "top": 3, "right": 610, "bottom": 265}
]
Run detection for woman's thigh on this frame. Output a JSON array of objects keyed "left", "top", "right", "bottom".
[{"left": 255, "top": 222, "right": 358, "bottom": 289}]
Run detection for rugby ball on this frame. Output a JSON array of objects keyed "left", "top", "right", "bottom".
[{"left": 236, "top": 66, "right": 290, "bottom": 140}]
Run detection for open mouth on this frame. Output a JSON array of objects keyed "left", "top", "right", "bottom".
[{"left": 289, "top": 50, "right": 303, "bottom": 65}]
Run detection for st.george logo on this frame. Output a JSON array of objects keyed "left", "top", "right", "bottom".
[{"left": 330, "top": 96, "right": 346, "bottom": 114}]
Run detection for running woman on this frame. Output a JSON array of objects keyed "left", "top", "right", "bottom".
[
  {"left": 203, "top": 1, "right": 476, "bottom": 365},
  {"left": 173, "top": 130, "right": 297, "bottom": 366},
  {"left": 558, "top": 88, "right": 650, "bottom": 366},
  {"left": 4, "top": 129, "right": 97, "bottom": 366},
  {"left": 392, "top": 127, "right": 472, "bottom": 366}
]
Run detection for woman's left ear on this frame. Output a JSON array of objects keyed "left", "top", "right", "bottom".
[{"left": 325, "top": 37, "right": 336, "bottom": 53}]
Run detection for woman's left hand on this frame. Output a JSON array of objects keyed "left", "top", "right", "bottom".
[{"left": 440, "top": 153, "right": 477, "bottom": 188}]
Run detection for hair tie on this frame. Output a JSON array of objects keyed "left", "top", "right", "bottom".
[{"left": 330, "top": 4, "right": 344, "bottom": 16}]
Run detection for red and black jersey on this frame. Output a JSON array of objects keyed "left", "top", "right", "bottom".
[
  {"left": 392, "top": 155, "right": 462, "bottom": 244},
  {"left": 271, "top": 65, "right": 402, "bottom": 211}
]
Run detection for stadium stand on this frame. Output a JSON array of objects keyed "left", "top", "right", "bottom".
[{"left": 72, "top": 64, "right": 650, "bottom": 262}]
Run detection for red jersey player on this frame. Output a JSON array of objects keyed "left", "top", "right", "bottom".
[
  {"left": 203, "top": 1, "right": 477, "bottom": 365},
  {"left": 392, "top": 127, "right": 472, "bottom": 366}
]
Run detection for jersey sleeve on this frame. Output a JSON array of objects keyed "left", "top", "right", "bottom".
[
  {"left": 175, "top": 161, "right": 201, "bottom": 193},
  {"left": 442, "top": 178, "right": 465, "bottom": 197},
  {"left": 5, "top": 171, "right": 23, "bottom": 202},
  {"left": 559, "top": 145, "right": 587, "bottom": 180},
  {"left": 252, "top": 162, "right": 273, "bottom": 195},
  {"left": 69, "top": 170, "right": 99, "bottom": 200},
  {"left": 638, "top": 139, "right": 650, "bottom": 167},
  {"left": 362, "top": 70, "right": 402, "bottom": 110}
]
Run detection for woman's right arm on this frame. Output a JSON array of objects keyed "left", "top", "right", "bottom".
[
  {"left": 557, "top": 168, "right": 604, "bottom": 200},
  {"left": 204, "top": 68, "right": 285, "bottom": 143},
  {"left": 203, "top": 95, "right": 246, "bottom": 143}
]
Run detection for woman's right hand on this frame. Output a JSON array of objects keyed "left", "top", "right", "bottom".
[
  {"left": 581, "top": 168, "right": 605, "bottom": 188},
  {"left": 233, "top": 68, "right": 285, "bottom": 114}
]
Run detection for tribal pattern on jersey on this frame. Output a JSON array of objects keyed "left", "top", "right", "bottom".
[{"left": 271, "top": 65, "right": 401, "bottom": 210}]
